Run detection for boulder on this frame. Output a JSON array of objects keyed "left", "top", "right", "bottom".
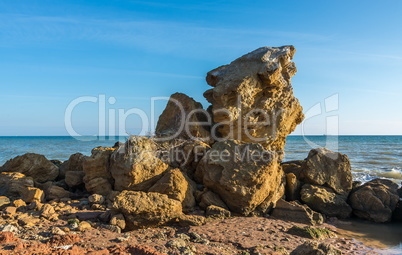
[
  {"left": 195, "top": 140, "right": 283, "bottom": 215},
  {"left": 148, "top": 169, "right": 196, "bottom": 212},
  {"left": 46, "top": 185, "right": 71, "bottom": 200},
  {"left": 197, "top": 190, "right": 229, "bottom": 210},
  {"left": 155, "top": 92, "right": 211, "bottom": 142},
  {"left": 59, "top": 153, "right": 88, "bottom": 180},
  {"left": 110, "top": 136, "right": 169, "bottom": 191},
  {"left": 0, "top": 153, "right": 58, "bottom": 182},
  {"left": 112, "top": 191, "right": 182, "bottom": 229},
  {"left": 300, "top": 184, "right": 352, "bottom": 219},
  {"left": 349, "top": 178, "right": 399, "bottom": 222},
  {"left": 65, "top": 171, "right": 85, "bottom": 188},
  {"left": 83, "top": 147, "right": 115, "bottom": 195},
  {"left": 0, "top": 172, "right": 34, "bottom": 198},
  {"left": 21, "top": 187, "right": 45, "bottom": 203},
  {"left": 271, "top": 199, "right": 323, "bottom": 225},
  {"left": 204, "top": 46, "right": 304, "bottom": 156},
  {"left": 0, "top": 196, "right": 10, "bottom": 209},
  {"left": 206, "top": 205, "right": 231, "bottom": 219},
  {"left": 302, "top": 148, "right": 352, "bottom": 195},
  {"left": 291, "top": 241, "right": 341, "bottom": 255}
]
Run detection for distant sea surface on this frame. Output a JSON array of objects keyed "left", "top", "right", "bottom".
[{"left": 0, "top": 135, "right": 401, "bottom": 183}]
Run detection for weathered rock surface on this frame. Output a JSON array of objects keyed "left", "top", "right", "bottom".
[
  {"left": 110, "top": 136, "right": 169, "bottom": 191},
  {"left": 155, "top": 92, "right": 211, "bottom": 142},
  {"left": 0, "top": 153, "right": 58, "bottom": 183},
  {"left": 148, "top": 168, "right": 196, "bottom": 212},
  {"left": 301, "top": 184, "right": 352, "bottom": 219},
  {"left": 21, "top": 187, "right": 45, "bottom": 203},
  {"left": 197, "top": 190, "right": 229, "bottom": 210},
  {"left": 291, "top": 241, "right": 341, "bottom": 255},
  {"left": 204, "top": 46, "right": 304, "bottom": 156},
  {"left": 302, "top": 148, "right": 352, "bottom": 195},
  {"left": 112, "top": 191, "right": 182, "bottom": 229},
  {"left": 349, "top": 178, "right": 399, "bottom": 222},
  {"left": 0, "top": 172, "right": 34, "bottom": 198},
  {"left": 206, "top": 205, "right": 231, "bottom": 219},
  {"left": 83, "top": 147, "right": 115, "bottom": 195},
  {"left": 271, "top": 199, "right": 323, "bottom": 225},
  {"left": 59, "top": 153, "right": 87, "bottom": 180},
  {"left": 159, "top": 140, "right": 210, "bottom": 178},
  {"left": 45, "top": 185, "right": 71, "bottom": 200},
  {"left": 285, "top": 172, "right": 301, "bottom": 201},
  {"left": 195, "top": 140, "right": 283, "bottom": 215}
]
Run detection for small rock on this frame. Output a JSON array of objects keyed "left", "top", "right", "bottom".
[
  {"left": 166, "top": 238, "right": 187, "bottom": 249},
  {"left": 110, "top": 214, "right": 126, "bottom": 230},
  {"left": 177, "top": 215, "right": 206, "bottom": 227},
  {"left": 13, "top": 199, "right": 26, "bottom": 208},
  {"left": 88, "top": 194, "right": 105, "bottom": 204},
  {"left": 115, "top": 234, "right": 130, "bottom": 242},
  {"left": 77, "top": 221, "right": 92, "bottom": 232},
  {"left": 51, "top": 226, "right": 66, "bottom": 235},
  {"left": 103, "top": 224, "right": 121, "bottom": 233},
  {"left": 4, "top": 206, "right": 17, "bottom": 216},
  {"left": 206, "top": 205, "right": 231, "bottom": 219},
  {"left": 0, "top": 196, "right": 11, "bottom": 209},
  {"left": 291, "top": 241, "right": 341, "bottom": 255},
  {"left": 0, "top": 224, "right": 19, "bottom": 233}
]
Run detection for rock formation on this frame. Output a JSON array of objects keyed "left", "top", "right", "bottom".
[
  {"left": 155, "top": 93, "right": 211, "bottom": 142},
  {"left": 195, "top": 140, "right": 283, "bottom": 215},
  {"left": 148, "top": 168, "right": 196, "bottom": 212},
  {"left": 83, "top": 147, "right": 115, "bottom": 195},
  {"left": 349, "top": 178, "right": 399, "bottom": 222},
  {"left": 0, "top": 153, "right": 59, "bottom": 183},
  {"left": 204, "top": 46, "right": 304, "bottom": 156},
  {"left": 301, "top": 148, "right": 352, "bottom": 195},
  {"left": 300, "top": 184, "right": 352, "bottom": 219},
  {"left": 112, "top": 191, "right": 182, "bottom": 230}
]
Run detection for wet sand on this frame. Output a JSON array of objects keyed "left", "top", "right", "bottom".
[{"left": 330, "top": 218, "right": 402, "bottom": 254}]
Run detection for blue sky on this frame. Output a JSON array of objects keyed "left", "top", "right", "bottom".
[{"left": 1, "top": 0, "right": 402, "bottom": 136}]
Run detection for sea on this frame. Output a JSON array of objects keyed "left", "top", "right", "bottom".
[{"left": 0, "top": 135, "right": 401, "bottom": 184}]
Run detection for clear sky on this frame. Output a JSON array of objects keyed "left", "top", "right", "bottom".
[{"left": 1, "top": 0, "right": 402, "bottom": 136}]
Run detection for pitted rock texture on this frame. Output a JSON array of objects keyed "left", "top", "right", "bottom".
[
  {"left": 204, "top": 46, "right": 304, "bottom": 156},
  {"left": 155, "top": 92, "right": 211, "bottom": 142},
  {"left": 110, "top": 136, "right": 169, "bottom": 191},
  {"left": 195, "top": 140, "right": 283, "bottom": 215}
]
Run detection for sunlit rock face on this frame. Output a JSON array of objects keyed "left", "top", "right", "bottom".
[{"left": 204, "top": 46, "right": 304, "bottom": 157}]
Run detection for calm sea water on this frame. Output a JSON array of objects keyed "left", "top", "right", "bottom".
[{"left": 0, "top": 135, "right": 401, "bottom": 183}]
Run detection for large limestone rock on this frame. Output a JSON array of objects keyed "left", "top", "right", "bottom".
[
  {"left": 112, "top": 191, "right": 182, "bottom": 229},
  {"left": 302, "top": 148, "right": 352, "bottom": 195},
  {"left": 301, "top": 184, "right": 352, "bottom": 219},
  {"left": 148, "top": 169, "right": 196, "bottom": 212},
  {"left": 59, "top": 153, "right": 88, "bottom": 180},
  {"left": 195, "top": 140, "right": 283, "bottom": 215},
  {"left": 110, "top": 136, "right": 169, "bottom": 191},
  {"left": 0, "top": 153, "right": 59, "bottom": 182},
  {"left": 349, "top": 178, "right": 399, "bottom": 222},
  {"left": 83, "top": 147, "right": 115, "bottom": 195},
  {"left": 204, "top": 46, "right": 304, "bottom": 155},
  {"left": 155, "top": 93, "right": 211, "bottom": 142},
  {"left": 0, "top": 172, "right": 34, "bottom": 198}
]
